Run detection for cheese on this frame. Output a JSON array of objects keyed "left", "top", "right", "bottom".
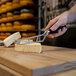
[
  {"left": 20, "top": 40, "right": 33, "bottom": 44},
  {"left": 15, "top": 43, "right": 41, "bottom": 53},
  {"left": 3, "top": 32, "right": 21, "bottom": 47}
]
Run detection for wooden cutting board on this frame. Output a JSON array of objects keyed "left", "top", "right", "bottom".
[{"left": 0, "top": 45, "right": 76, "bottom": 76}]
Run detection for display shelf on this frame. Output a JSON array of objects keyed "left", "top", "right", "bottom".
[
  {"left": 0, "top": 16, "right": 34, "bottom": 23},
  {"left": 0, "top": 30, "right": 35, "bottom": 32},
  {"left": 0, "top": 30, "right": 39, "bottom": 32},
  {"left": 0, "top": 0, "right": 39, "bottom": 41},
  {"left": 0, "top": 0, "right": 12, "bottom": 5},
  {"left": 0, "top": 1, "right": 7, "bottom": 5},
  {"left": 0, "top": 3, "right": 34, "bottom": 14}
]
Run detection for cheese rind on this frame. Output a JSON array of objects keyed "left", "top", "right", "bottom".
[
  {"left": 3, "top": 32, "right": 21, "bottom": 47},
  {"left": 15, "top": 43, "right": 41, "bottom": 53}
]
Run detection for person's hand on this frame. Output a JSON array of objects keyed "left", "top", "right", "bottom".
[{"left": 44, "top": 11, "right": 68, "bottom": 38}]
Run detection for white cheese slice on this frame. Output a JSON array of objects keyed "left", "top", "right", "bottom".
[
  {"left": 3, "top": 32, "right": 21, "bottom": 47},
  {"left": 15, "top": 43, "right": 42, "bottom": 53},
  {"left": 20, "top": 40, "right": 33, "bottom": 44}
]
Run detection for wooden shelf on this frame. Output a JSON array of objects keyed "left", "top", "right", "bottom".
[
  {"left": 0, "top": 3, "right": 34, "bottom": 14},
  {"left": 0, "top": 0, "right": 11, "bottom": 5},
  {"left": 0, "top": 1, "right": 38, "bottom": 34},
  {"left": 0, "top": 30, "right": 38, "bottom": 32},
  {"left": 0, "top": 17, "right": 34, "bottom": 23},
  {"left": 0, "top": 1, "right": 7, "bottom": 4}
]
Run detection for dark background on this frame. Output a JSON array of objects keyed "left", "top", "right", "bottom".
[{"left": 42, "top": 0, "right": 76, "bottom": 48}]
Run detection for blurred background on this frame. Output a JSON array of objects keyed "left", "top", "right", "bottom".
[
  {"left": 0, "top": 0, "right": 76, "bottom": 48},
  {"left": 41, "top": 0, "right": 76, "bottom": 48}
]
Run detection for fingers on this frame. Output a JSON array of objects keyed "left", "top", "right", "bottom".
[
  {"left": 47, "top": 34, "right": 54, "bottom": 38},
  {"left": 44, "top": 16, "right": 60, "bottom": 31},
  {"left": 47, "top": 27, "right": 67, "bottom": 38},
  {"left": 50, "top": 19, "right": 63, "bottom": 31},
  {"left": 58, "top": 27, "right": 67, "bottom": 36}
]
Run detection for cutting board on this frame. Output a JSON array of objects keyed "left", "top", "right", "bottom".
[{"left": 0, "top": 45, "right": 76, "bottom": 76}]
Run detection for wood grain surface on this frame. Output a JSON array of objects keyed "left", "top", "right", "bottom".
[
  {"left": 0, "top": 64, "right": 23, "bottom": 76},
  {"left": 0, "top": 45, "right": 76, "bottom": 76}
]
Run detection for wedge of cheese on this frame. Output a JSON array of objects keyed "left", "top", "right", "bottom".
[
  {"left": 3, "top": 32, "right": 21, "bottom": 47},
  {"left": 15, "top": 43, "right": 41, "bottom": 53}
]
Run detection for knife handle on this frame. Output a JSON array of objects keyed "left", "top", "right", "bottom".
[{"left": 48, "top": 25, "right": 66, "bottom": 34}]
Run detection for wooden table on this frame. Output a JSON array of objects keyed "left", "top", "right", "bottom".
[{"left": 0, "top": 45, "right": 76, "bottom": 76}]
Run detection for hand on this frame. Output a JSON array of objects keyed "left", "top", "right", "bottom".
[{"left": 44, "top": 11, "right": 68, "bottom": 38}]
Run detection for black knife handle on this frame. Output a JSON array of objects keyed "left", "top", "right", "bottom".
[{"left": 48, "top": 25, "right": 66, "bottom": 34}]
